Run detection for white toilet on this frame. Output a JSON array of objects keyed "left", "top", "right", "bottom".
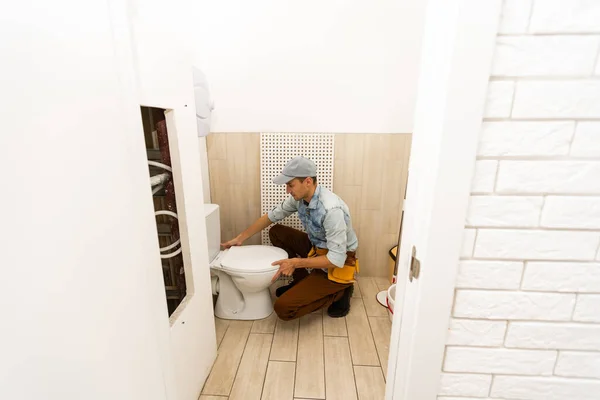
[{"left": 204, "top": 204, "right": 287, "bottom": 320}]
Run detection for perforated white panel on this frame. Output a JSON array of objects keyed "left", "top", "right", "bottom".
[{"left": 261, "top": 133, "right": 335, "bottom": 245}]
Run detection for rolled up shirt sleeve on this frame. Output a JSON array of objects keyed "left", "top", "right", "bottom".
[
  {"left": 322, "top": 208, "right": 348, "bottom": 268},
  {"left": 268, "top": 195, "right": 299, "bottom": 223}
]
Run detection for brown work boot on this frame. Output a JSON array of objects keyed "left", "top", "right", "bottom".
[{"left": 327, "top": 285, "right": 354, "bottom": 318}]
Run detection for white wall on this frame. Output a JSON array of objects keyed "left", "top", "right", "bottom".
[
  {"left": 191, "top": 0, "right": 425, "bottom": 133},
  {"left": 0, "top": 1, "right": 216, "bottom": 399},
  {"left": 440, "top": 1, "right": 600, "bottom": 399},
  {"left": 0, "top": 1, "right": 172, "bottom": 398},
  {"left": 129, "top": 0, "right": 217, "bottom": 398}
]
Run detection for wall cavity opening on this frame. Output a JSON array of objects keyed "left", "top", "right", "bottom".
[{"left": 141, "top": 106, "right": 186, "bottom": 316}]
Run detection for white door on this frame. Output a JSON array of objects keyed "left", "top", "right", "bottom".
[
  {"left": 2, "top": 0, "right": 175, "bottom": 398},
  {"left": 124, "top": 1, "right": 219, "bottom": 398},
  {"left": 385, "top": 0, "right": 502, "bottom": 398}
]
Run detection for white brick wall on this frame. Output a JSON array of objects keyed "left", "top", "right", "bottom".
[
  {"left": 529, "top": 0, "right": 600, "bottom": 33},
  {"left": 456, "top": 261, "right": 523, "bottom": 289},
  {"left": 556, "top": 352, "right": 600, "bottom": 379},
  {"left": 438, "top": 398, "right": 503, "bottom": 400},
  {"left": 478, "top": 121, "right": 574, "bottom": 157},
  {"left": 492, "top": 36, "right": 599, "bottom": 77},
  {"left": 439, "top": 373, "right": 492, "bottom": 397},
  {"left": 461, "top": 228, "right": 477, "bottom": 257},
  {"left": 467, "top": 196, "right": 543, "bottom": 227},
  {"left": 571, "top": 122, "right": 600, "bottom": 157},
  {"left": 441, "top": 1, "right": 600, "bottom": 398},
  {"left": 521, "top": 262, "right": 600, "bottom": 292},
  {"left": 471, "top": 161, "right": 498, "bottom": 193},
  {"left": 541, "top": 196, "right": 600, "bottom": 229},
  {"left": 484, "top": 81, "right": 515, "bottom": 118},
  {"left": 496, "top": 161, "right": 600, "bottom": 194},
  {"left": 474, "top": 229, "right": 599, "bottom": 260},
  {"left": 573, "top": 295, "right": 600, "bottom": 322},
  {"left": 438, "top": 398, "right": 501, "bottom": 400},
  {"left": 512, "top": 81, "right": 600, "bottom": 119},
  {"left": 492, "top": 376, "right": 600, "bottom": 400},
  {"left": 506, "top": 322, "right": 600, "bottom": 351},
  {"left": 444, "top": 347, "right": 557, "bottom": 375},
  {"left": 498, "top": 0, "right": 532, "bottom": 34},
  {"left": 446, "top": 319, "right": 507, "bottom": 346},
  {"left": 454, "top": 290, "right": 575, "bottom": 320}
]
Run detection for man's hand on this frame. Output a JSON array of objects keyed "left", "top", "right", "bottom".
[
  {"left": 271, "top": 258, "right": 298, "bottom": 283},
  {"left": 221, "top": 235, "right": 244, "bottom": 249}
]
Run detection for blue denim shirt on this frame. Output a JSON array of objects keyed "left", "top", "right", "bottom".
[{"left": 268, "top": 185, "right": 359, "bottom": 268}]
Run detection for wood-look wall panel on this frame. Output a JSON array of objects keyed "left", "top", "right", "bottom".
[
  {"left": 337, "top": 134, "right": 365, "bottom": 186},
  {"left": 207, "top": 133, "right": 262, "bottom": 245},
  {"left": 357, "top": 209, "right": 384, "bottom": 277},
  {"left": 359, "top": 135, "right": 386, "bottom": 210},
  {"left": 206, "top": 133, "right": 411, "bottom": 277}
]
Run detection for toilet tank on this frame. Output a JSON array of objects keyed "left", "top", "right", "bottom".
[{"left": 203, "top": 204, "right": 221, "bottom": 263}]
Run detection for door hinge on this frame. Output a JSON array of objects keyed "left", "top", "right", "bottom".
[{"left": 409, "top": 246, "right": 420, "bottom": 282}]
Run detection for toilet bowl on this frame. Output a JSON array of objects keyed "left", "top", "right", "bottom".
[
  {"left": 204, "top": 203, "right": 287, "bottom": 320},
  {"left": 210, "top": 245, "right": 287, "bottom": 320}
]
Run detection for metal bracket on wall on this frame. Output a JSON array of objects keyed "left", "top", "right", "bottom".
[{"left": 409, "top": 246, "right": 420, "bottom": 282}]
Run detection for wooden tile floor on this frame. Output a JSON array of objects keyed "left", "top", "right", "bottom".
[{"left": 200, "top": 277, "right": 393, "bottom": 400}]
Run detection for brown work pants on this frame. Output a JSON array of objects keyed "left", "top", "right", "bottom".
[{"left": 269, "top": 224, "right": 352, "bottom": 321}]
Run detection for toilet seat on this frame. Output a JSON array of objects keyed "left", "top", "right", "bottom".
[{"left": 212, "top": 245, "right": 285, "bottom": 274}]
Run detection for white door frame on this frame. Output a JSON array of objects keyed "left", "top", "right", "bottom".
[
  {"left": 386, "top": 0, "right": 502, "bottom": 399},
  {"left": 106, "top": 1, "right": 179, "bottom": 398}
]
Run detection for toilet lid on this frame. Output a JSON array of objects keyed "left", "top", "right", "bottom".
[{"left": 220, "top": 245, "right": 288, "bottom": 273}]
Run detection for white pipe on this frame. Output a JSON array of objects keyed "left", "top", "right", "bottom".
[
  {"left": 150, "top": 173, "right": 170, "bottom": 187},
  {"left": 160, "top": 238, "right": 181, "bottom": 252},
  {"left": 155, "top": 210, "right": 182, "bottom": 258},
  {"left": 160, "top": 247, "right": 182, "bottom": 259},
  {"left": 155, "top": 210, "right": 178, "bottom": 219},
  {"left": 211, "top": 275, "right": 219, "bottom": 295},
  {"left": 152, "top": 185, "right": 163, "bottom": 195},
  {"left": 148, "top": 160, "right": 172, "bottom": 172}
]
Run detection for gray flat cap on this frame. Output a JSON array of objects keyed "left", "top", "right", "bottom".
[{"left": 272, "top": 156, "right": 317, "bottom": 185}]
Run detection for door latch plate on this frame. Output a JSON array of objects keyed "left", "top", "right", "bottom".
[{"left": 409, "top": 246, "right": 420, "bottom": 282}]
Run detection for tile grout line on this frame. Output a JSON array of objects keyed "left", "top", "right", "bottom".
[
  {"left": 322, "top": 311, "right": 328, "bottom": 400},
  {"left": 503, "top": 320, "right": 511, "bottom": 347},
  {"left": 537, "top": 196, "right": 546, "bottom": 228},
  {"left": 519, "top": 261, "right": 528, "bottom": 290},
  {"left": 526, "top": 0, "right": 535, "bottom": 33},
  {"left": 489, "top": 75, "right": 600, "bottom": 81},
  {"left": 456, "top": 287, "right": 600, "bottom": 295},
  {"left": 567, "top": 121, "right": 578, "bottom": 156},
  {"left": 201, "top": 319, "right": 229, "bottom": 396},
  {"left": 440, "top": 346, "right": 449, "bottom": 374},
  {"left": 468, "top": 192, "right": 600, "bottom": 197},
  {"left": 346, "top": 333, "right": 361, "bottom": 400},
  {"left": 365, "top": 306, "right": 385, "bottom": 377},
  {"left": 475, "top": 155, "right": 600, "bottom": 161},
  {"left": 463, "top": 225, "right": 600, "bottom": 232},
  {"left": 293, "top": 317, "right": 301, "bottom": 399},
  {"left": 219, "top": 319, "right": 231, "bottom": 350},
  {"left": 553, "top": 350, "right": 560, "bottom": 375},
  {"left": 592, "top": 36, "right": 600, "bottom": 75},
  {"left": 498, "top": 32, "right": 600, "bottom": 37},
  {"left": 483, "top": 117, "right": 600, "bottom": 122},
  {"left": 355, "top": 295, "right": 383, "bottom": 373},
  {"left": 227, "top": 325, "right": 253, "bottom": 398},
  {"left": 259, "top": 323, "right": 277, "bottom": 400}
]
